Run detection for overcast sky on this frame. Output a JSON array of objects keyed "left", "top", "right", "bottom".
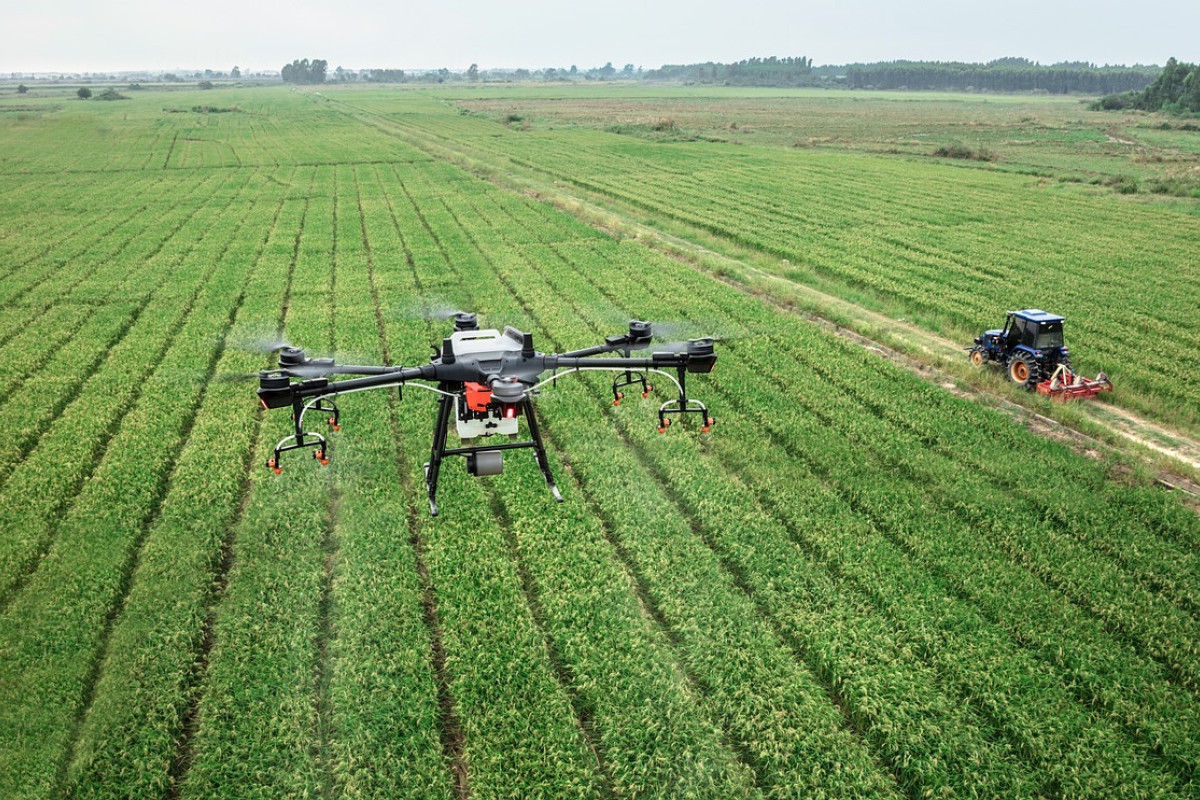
[{"left": 3, "top": 0, "right": 1196, "bottom": 74}]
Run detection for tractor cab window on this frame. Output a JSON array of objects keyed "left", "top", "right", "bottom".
[
  {"left": 1007, "top": 316, "right": 1025, "bottom": 344},
  {"left": 1035, "top": 321, "right": 1064, "bottom": 350}
]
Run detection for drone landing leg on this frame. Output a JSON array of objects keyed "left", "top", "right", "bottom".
[
  {"left": 423, "top": 389, "right": 454, "bottom": 516},
  {"left": 522, "top": 397, "right": 563, "bottom": 503}
]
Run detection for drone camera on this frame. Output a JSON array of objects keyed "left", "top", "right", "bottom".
[
  {"left": 466, "top": 450, "right": 504, "bottom": 477},
  {"left": 257, "top": 371, "right": 294, "bottom": 409}
]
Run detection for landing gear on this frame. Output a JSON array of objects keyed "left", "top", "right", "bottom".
[{"left": 423, "top": 386, "right": 562, "bottom": 517}]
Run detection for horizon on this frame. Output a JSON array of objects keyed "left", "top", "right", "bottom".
[
  {"left": 3, "top": 0, "right": 1196, "bottom": 76},
  {"left": 4, "top": 55, "right": 1174, "bottom": 80}
]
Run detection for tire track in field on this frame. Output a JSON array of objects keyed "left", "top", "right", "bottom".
[
  {"left": 431, "top": 191, "right": 753, "bottom": 793},
  {"left": 166, "top": 171, "right": 313, "bottom": 799},
  {"left": 376, "top": 167, "right": 469, "bottom": 797},
  {"left": 0, "top": 170, "right": 260, "bottom": 614},
  {"left": 312, "top": 167, "right": 343, "bottom": 800}
]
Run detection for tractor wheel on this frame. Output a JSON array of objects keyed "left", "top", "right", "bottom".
[
  {"left": 1007, "top": 354, "right": 1040, "bottom": 390},
  {"left": 968, "top": 347, "right": 986, "bottom": 368}
]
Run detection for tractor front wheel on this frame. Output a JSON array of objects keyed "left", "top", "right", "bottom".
[
  {"left": 968, "top": 347, "right": 986, "bottom": 368},
  {"left": 1007, "top": 354, "right": 1040, "bottom": 390}
]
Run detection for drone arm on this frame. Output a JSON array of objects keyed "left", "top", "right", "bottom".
[
  {"left": 292, "top": 365, "right": 432, "bottom": 398},
  {"left": 323, "top": 364, "right": 399, "bottom": 376},
  {"left": 547, "top": 347, "right": 716, "bottom": 374}
]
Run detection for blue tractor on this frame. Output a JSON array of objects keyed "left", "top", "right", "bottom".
[{"left": 968, "top": 309, "right": 1070, "bottom": 390}]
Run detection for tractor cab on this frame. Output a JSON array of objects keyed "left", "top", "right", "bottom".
[{"left": 1004, "top": 310, "right": 1065, "bottom": 351}]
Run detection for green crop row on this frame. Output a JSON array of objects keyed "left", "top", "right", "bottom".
[
  {"left": 0, "top": 172, "right": 281, "bottom": 798},
  {"left": 62, "top": 167, "right": 311, "bottom": 798},
  {"left": 0, "top": 168, "right": 260, "bottom": 605}
]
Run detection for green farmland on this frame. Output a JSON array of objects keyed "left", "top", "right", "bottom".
[{"left": 1, "top": 83, "right": 1199, "bottom": 798}]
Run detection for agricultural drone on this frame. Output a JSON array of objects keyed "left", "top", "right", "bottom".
[{"left": 257, "top": 313, "right": 717, "bottom": 515}]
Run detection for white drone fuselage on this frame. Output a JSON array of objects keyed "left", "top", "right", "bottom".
[{"left": 450, "top": 328, "right": 522, "bottom": 439}]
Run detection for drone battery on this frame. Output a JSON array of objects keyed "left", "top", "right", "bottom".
[{"left": 465, "top": 381, "right": 492, "bottom": 412}]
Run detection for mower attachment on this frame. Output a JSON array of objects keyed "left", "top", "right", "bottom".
[{"left": 1036, "top": 364, "right": 1113, "bottom": 401}]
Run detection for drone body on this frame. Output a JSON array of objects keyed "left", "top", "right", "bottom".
[{"left": 257, "top": 313, "right": 717, "bottom": 515}]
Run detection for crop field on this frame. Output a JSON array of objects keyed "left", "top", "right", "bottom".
[
  {"left": 1, "top": 84, "right": 1199, "bottom": 798},
  {"left": 335, "top": 87, "right": 1200, "bottom": 436}
]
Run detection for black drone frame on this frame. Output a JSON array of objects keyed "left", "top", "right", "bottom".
[{"left": 257, "top": 314, "right": 717, "bottom": 515}]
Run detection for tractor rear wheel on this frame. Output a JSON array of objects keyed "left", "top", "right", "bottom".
[
  {"left": 1007, "top": 354, "right": 1040, "bottom": 390},
  {"left": 968, "top": 347, "right": 986, "bottom": 367}
]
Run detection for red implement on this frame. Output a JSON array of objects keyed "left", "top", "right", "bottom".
[{"left": 1036, "top": 364, "right": 1112, "bottom": 400}]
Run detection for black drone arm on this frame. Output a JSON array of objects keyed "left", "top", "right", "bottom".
[
  {"left": 258, "top": 364, "right": 432, "bottom": 409},
  {"left": 545, "top": 341, "right": 716, "bottom": 374}
]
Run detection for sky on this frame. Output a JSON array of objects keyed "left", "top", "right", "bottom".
[{"left": 2, "top": 0, "right": 1196, "bottom": 75}]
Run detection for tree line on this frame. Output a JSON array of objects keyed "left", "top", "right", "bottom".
[
  {"left": 1093, "top": 58, "right": 1200, "bottom": 112},
  {"left": 843, "top": 58, "right": 1160, "bottom": 94},
  {"left": 278, "top": 55, "right": 1164, "bottom": 96},
  {"left": 645, "top": 57, "right": 813, "bottom": 86}
]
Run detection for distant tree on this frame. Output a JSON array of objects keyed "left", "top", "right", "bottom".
[
  {"left": 198, "top": 80, "right": 214, "bottom": 89},
  {"left": 569, "top": 64, "right": 578, "bottom": 77},
  {"left": 543, "top": 67, "right": 558, "bottom": 80},
  {"left": 600, "top": 62, "right": 616, "bottom": 78},
  {"left": 163, "top": 73, "right": 181, "bottom": 82},
  {"left": 76, "top": 87, "right": 92, "bottom": 99},
  {"left": 282, "top": 58, "right": 327, "bottom": 84},
  {"left": 17, "top": 84, "right": 28, "bottom": 94},
  {"left": 231, "top": 65, "right": 241, "bottom": 78},
  {"left": 468, "top": 63, "right": 479, "bottom": 82},
  {"left": 622, "top": 63, "right": 635, "bottom": 77}
]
